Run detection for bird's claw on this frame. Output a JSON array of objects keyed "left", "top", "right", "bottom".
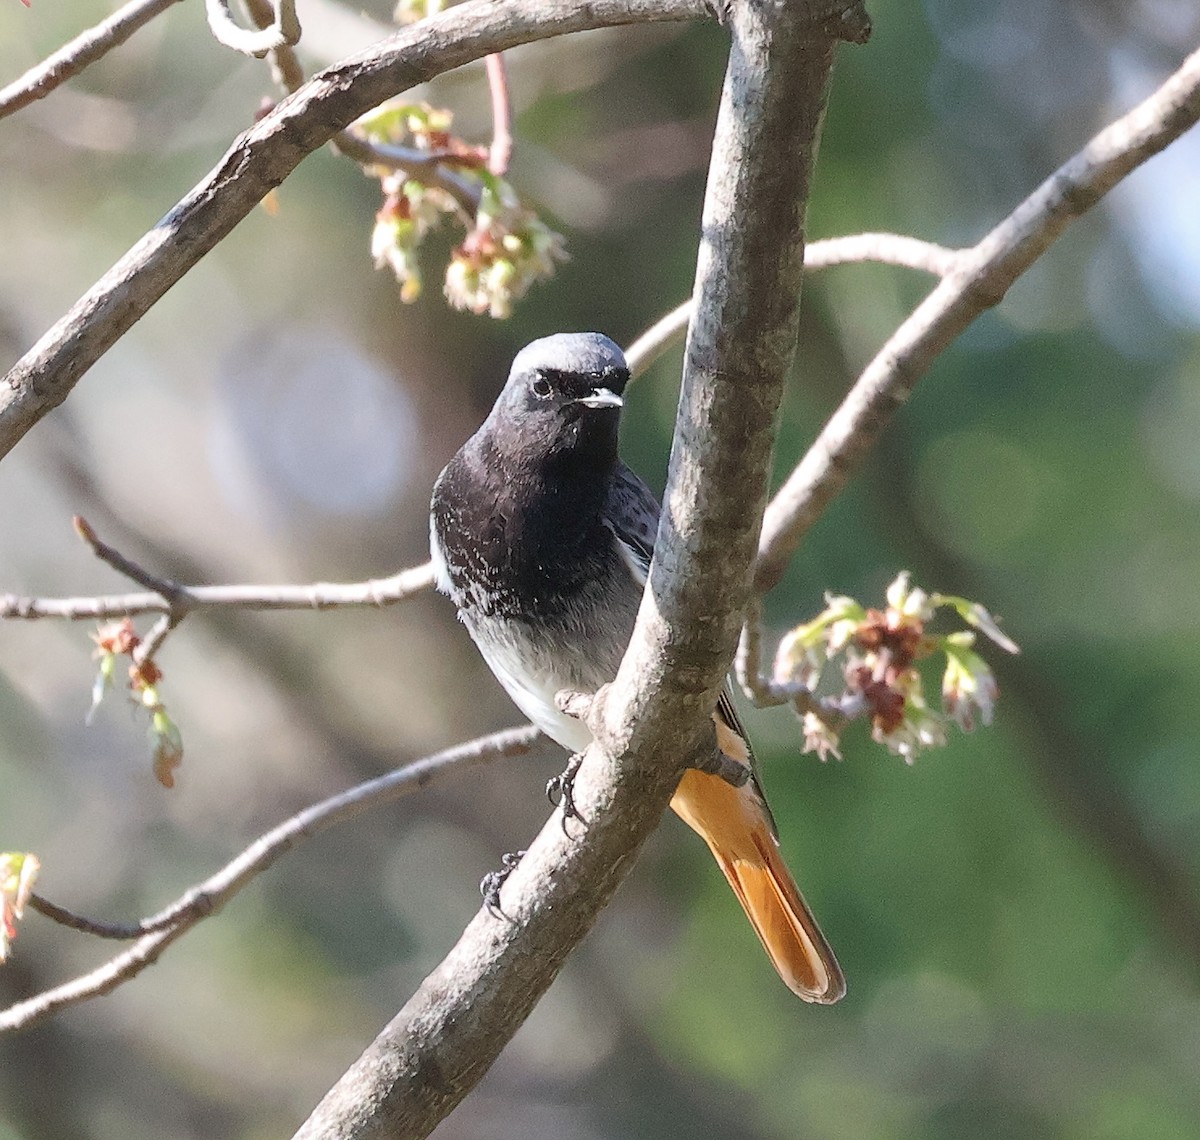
[
  {"left": 480, "top": 849, "right": 526, "bottom": 919},
  {"left": 546, "top": 752, "right": 586, "bottom": 835}
]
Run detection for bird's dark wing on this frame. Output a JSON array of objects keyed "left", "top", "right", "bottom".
[
  {"left": 603, "top": 462, "right": 776, "bottom": 833},
  {"left": 603, "top": 461, "right": 659, "bottom": 582}
]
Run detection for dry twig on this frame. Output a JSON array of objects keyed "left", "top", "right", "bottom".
[
  {"left": 205, "top": 0, "right": 301, "bottom": 57},
  {"left": 1, "top": 726, "right": 541, "bottom": 1034},
  {"left": 625, "top": 231, "right": 960, "bottom": 377},
  {"left": 485, "top": 53, "right": 513, "bottom": 175},
  {"left": 0, "top": 0, "right": 181, "bottom": 120}
]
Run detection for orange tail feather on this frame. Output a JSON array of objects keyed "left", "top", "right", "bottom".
[{"left": 670, "top": 767, "right": 845, "bottom": 1004}]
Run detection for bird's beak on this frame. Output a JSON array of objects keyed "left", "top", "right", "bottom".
[{"left": 575, "top": 388, "right": 623, "bottom": 410}]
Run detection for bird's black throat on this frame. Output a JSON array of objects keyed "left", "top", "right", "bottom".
[{"left": 432, "top": 410, "right": 623, "bottom": 623}]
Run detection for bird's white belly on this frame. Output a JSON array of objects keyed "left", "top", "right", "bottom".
[{"left": 470, "top": 620, "right": 600, "bottom": 754}]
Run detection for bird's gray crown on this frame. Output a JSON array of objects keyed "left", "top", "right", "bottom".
[{"left": 509, "top": 333, "right": 628, "bottom": 387}]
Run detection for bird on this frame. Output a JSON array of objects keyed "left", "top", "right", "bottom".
[{"left": 429, "top": 332, "right": 845, "bottom": 1003}]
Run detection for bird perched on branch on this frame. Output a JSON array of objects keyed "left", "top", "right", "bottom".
[{"left": 429, "top": 332, "right": 844, "bottom": 1002}]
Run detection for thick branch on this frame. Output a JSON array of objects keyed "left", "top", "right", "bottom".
[
  {"left": 292, "top": 3, "right": 862, "bottom": 1137},
  {"left": 0, "top": 726, "right": 541, "bottom": 1034},
  {"left": 0, "top": 0, "right": 709, "bottom": 464},
  {"left": 754, "top": 41, "right": 1200, "bottom": 593}
]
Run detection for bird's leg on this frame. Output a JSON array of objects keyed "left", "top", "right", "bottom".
[
  {"left": 480, "top": 849, "right": 526, "bottom": 919},
  {"left": 693, "top": 747, "right": 752, "bottom": 789},
  {"left": 554, "top": 687, "right": 597, "bottom": 722},
  {"left": 550, "top": 685, "right": 612, "bottom": 835},
  {"left": 545, "top": 753, "right": 585, "bottom": 833},
  {"left": 555, "top": 685, "right": 751, "bottom": 795}
]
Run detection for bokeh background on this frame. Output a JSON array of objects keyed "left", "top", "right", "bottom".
[{"left": 3, "top": 1, "right": 1200, "bottom": 1137}]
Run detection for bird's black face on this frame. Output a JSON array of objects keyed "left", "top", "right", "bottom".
[
  {"left": 511, "top": 363, "right": 629, "bottom": 420},
  {"left": 485, "top": 332, "right": 631, "bottom": 468},
  {"left": 494, "top": 364, "right": 627, "bottom": 469}
]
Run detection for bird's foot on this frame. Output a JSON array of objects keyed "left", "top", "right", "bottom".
[
  {"left": 554, "top": 686, "right": 599, "bottom": 722},
  {"left": 694, "top": 748, "right": 752, "bottom": 789},
  {"left": 480, "top": 849, "right": 526, "bottom": 919},
  {"left": 546, "top": 752, "right": 586, "bottom": 834}
]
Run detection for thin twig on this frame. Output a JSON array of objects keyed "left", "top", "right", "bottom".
[
  {"left": 624, "top": 232, "right": 959, "bottom": 377},
  {"left": 241, "top": 0, "right": 306, "bottom": 89},
  {"left": 0, "top": 564, "right": 437, "bottom": 622},
  {"left": 1, "top": 725, "right": 542, "bottom": 1034},
  {"left": 0, "top": 0, "right": 181, "bottom": 121},
  {"left": 27, "top": 896, "right": 148, "bottom": 940},
  {"left": 0, "top": 514, "right": 437, "bottom": 624},
  {"left": 346, "top": 142, "right": 484, "bottom": 175},
  {"left": 330, "top": 130, "right": 484, "bottom": 215},
  {"left": 74, "top": 515, "right": 182, "bottom": 600},
  {"left": 239, "top": 0, "right": 484, "bottom": 214},
  {"left": 132, "top": 612, "right": 181, "bottom": 667},
  {"left": 734, "top": 597, "right": 779, "bottom": 705},
  {"left": 806, "top": 231, "right": 960, "bottom": 276},
  {"left": 625, "top": 299, "right": 690, "bottom": 378},
  {"left": 204, "top": 0, "right": 301, "bottom": 58},
  {"left": 485, "top": 53, "right": 514, "bottom": 175},
  {"left": 733, "top": 598, "right": 820, "bottom": 712},
  {"left": 754, "top": 42, "right": 1200, "bottom": 594}
]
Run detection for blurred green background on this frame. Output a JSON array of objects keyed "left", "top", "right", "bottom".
[{"left": 2, "top": 1, "right": 1200, "bottom": 1137}]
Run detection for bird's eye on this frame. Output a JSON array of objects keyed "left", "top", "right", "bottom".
[{"left": 531, "top": 376, "right": 552, "bottom": 399}]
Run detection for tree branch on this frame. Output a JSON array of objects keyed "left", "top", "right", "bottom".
[
  {"left": 1, "top": 514, "right": 435, "bottom": 676},
  {"left": 238, "top": 0, "right": 485, "bottom": 215},
  {"left": 204, "top": 0, "right": 301, "bottom": 58},
  {"left": 73, "top": 515, "right": 181, "bottom": 598},
  {"left": 0, "top": 726, "right": 542, "bottom": 1034},
  {"left": 0, "top": 0, "right": 709, "bottom": 466},
  {"left": 0, "top": 562, "right": 436, "bottom": 621},
  {"left": 26, "top": 896, "right": 151, "bottom": 941},
  {"left": 291, "top": 3, "right": 863, "bottom": 1137},
  {"left": 241, "top": 0, "right": 307, "bottom": 90},
  {"left": 753, "top": 41, "right": 1200, "bottom": 594},
  {"left": 328, "top": 130, "right": 484, "bottom": 216},
  {"left": 623, "top": 231, "right": 958, "bottom": 377},
  {"left": 484, "top": 53, "right": 513, "bottom": 176},
  {"left": 0, "top": 0, "right": 182, "bottom": 121}
]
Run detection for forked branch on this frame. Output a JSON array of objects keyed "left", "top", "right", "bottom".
[
  {"left": 0, "top": 726, "right": 541, "bottom": 1034},
  {"left": 0, "top": 0, "right": 710, "bottom": 463}
]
